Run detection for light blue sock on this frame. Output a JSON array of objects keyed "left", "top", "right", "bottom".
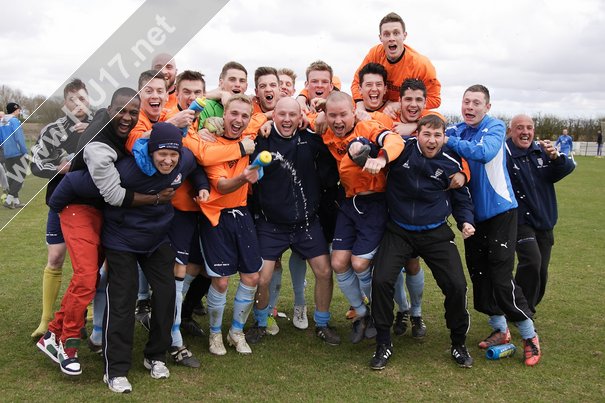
[
  {"left": 289, "top": 253, "right": 307, "bottom": 306},
  {"left": 488, "top": 314, "right": 508, "bottom": 333},
  {"left": 355, "top": 267, "right": 372, "bottom": 303},
  {"left": 231, "top": 282, "right": 257, "bottom": 332},
  {"left": 407, "top": 267, "right": 424, "bottom": 317},
  {"left": 394, "top": 269, "right": 410, "bottom": 312},
  {"left": 336, "top": 269, "right": 366, "bottom": 317},
  {"left": 268, "top": 269, "right": 282, "bottom": 311},
  {"left": 253, "top": 306, "right": 271, "bottom": 327},
  {"left": 314, "top": 310, "right": 331, "bottom": 328},
  {"left": 207, "top": 285, "right": 227, "bottom": 334},
  {"left": 516, "top": 318, "right": 536, "bottom": 340},
  {"left": 91, "top": 264, "right": 107, "bottom": 345},
  {"left": 171, "top": 278, "right": 184, "bottom": 347},
  {"left": 183, "top": 273, "right": 196, "bottom": 295},
  {"left": 137, "top": 264, "right": 150, "bottom": 300}
]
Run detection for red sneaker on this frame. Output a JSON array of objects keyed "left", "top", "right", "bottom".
[{"left": 523, "top": 334, "right": 541, "bottom": 366}]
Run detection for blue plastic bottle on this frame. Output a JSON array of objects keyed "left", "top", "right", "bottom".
[{"left": 486, "top": 343, "right": 516, "bottom": 360}]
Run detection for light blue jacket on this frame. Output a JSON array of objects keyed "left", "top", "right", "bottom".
[
  {"left": 555, "top": 134, "right": 573, "bottom": 155},
  {"left": 0, "top": 116, "right": 28, "bottom": 158},
  {"left": 446, "top": 115, "right": 517, "bottom": 222}
]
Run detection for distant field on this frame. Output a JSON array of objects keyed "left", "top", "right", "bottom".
[{"left": 0, "top": 156, "right": 603, "bottom": 401}]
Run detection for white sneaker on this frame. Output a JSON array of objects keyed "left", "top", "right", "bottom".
[
  {"left": 266, "top": 315, "right": 280, "bottom": 336},
  {"left": 37, "top": 331, "right": 60, "bottom": 363},
  {"left": 227, "top": 329, "right": 252, "bottom": 354},
  {"left": 143, "top": 358, "right": 170, "bottom": 379},
  {"left": 293, "top": 305, "right": 308, "bottom": 329},
  {"left": 208, "top": 332, "right": 227, "bottom": 356},
  {"left": 104, "top": 374, "right": 132, "bottom": 393}
]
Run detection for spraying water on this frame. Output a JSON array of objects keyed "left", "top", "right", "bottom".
[{"left": 269, "top": 151, "right": 312, "bottom": 240}]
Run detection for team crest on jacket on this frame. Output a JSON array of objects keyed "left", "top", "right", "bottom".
[
  {"left": 430, "top": 168, "right": 444, "bottom": 180},
  {"left": 227, "top": 160, "right": 237, "bottom": 168},
  {"left": 171, "top": 173, "right": 183, "bottom": 186},
  {"left": 537, "top": 157, "right": 544, "bottom": 167}
]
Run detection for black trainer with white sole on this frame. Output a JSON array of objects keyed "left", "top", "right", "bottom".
[{"left": 370, "top": 343, "right": 393, "bottom": 370}]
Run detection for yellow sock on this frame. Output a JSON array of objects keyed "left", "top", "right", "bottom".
[
  {"left": 87, "top": 301, "right": 94, "bottom": 321},
  {"left": 31, "top": 267, "right": 63, "bottom": 338}
]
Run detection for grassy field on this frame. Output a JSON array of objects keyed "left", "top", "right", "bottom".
[{"left": 0, "top": 156, "right": 603, "bottom": 402}]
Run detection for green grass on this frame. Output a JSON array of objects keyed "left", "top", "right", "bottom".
[{"left": 1, "top": 157, "right": 604, "bottom": 401}]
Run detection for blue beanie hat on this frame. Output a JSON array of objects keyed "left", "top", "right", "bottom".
[{"left": 148, "top": 122, "right": 182, "bottom": 153}]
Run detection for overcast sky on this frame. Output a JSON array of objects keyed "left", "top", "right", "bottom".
[{"left": 1, "top": 0, "right": 604, "bottom": 119}]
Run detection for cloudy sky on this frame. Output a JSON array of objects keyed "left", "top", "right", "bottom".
[{"left": 1, "top": 0, "right": 604, "bottom": 119}]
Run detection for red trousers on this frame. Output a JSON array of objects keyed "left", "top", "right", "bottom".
[{"left": 48, "top": 205, "right": 103, "bottom": 342}]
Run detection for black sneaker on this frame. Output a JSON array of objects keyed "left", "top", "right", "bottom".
[
  {"left": 245, "top": 324, "right": 267, "bottom": 344},
  {"left": 451, "top": 344, "right": 473, "bottom": 368},
  {"left": 394, "top": 310, "right": 409, "bottom": 336},
  {"left": 87, "top": 336, "right": 102, "bottom": 356},
  {"left": 411, "top": 316, "right": 427, "bottom": 339},
  {"left": 316, "top": 325, "right": 341, "bottom": 346},
  {"left": 169, "top": 345, "right": 200, "bottom": 368},
  {"left": 181, "top": 317, "right": 205, "bottom": 337},
  {"left": 370, "top": 343, "right": 393, "bottom": 370},
  {"left": 135, "top": 299, "right": 151, "bottom": 322},
  {"left": 364, "top": 314, "right": 377, "bottom": 339},
  {"left": 350, "top": 313, "right": 370, "bottom": 344}
]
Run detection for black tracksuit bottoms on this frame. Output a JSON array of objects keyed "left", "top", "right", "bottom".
[
  {"left": 372, "top": 221, "right": 469, "bottom": 345},
  {"left": 464, "top": 209, "right": 533, "bottom": 322},
  {"left": 514, "top": 225, "right": 554, "bottom": 314},
  {"left": 103, "top": 243, "right": 176, "bottom": 378}
]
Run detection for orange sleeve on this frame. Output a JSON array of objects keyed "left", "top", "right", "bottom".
[
  {"left": 126, "top": 108, "right": 177, "bottom": 152},
  {"left": 298, "top": 88, "right": 309, "bottom": 100},
  {"left": 460, "top": 157, "right": 471, "bottom": 183},
  {"left": 126, "top": 113, "right": 153, "bottom": 153},
  {"left": 420, "top": 109, "right": 446, "bottom": 122},
  {"left": 361, "top": 120, "right": 404, "bottom": 162},
  {"left": 369, "top": 111, "right": 394, "bottom": 128},
  {"left": 252, "top": 99, "right": 262, "bottom": 114},
  {"left": 242, "top": 113, "right": 267, "bottom": 138}
]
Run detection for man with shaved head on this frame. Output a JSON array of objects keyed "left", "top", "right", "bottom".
[
  {"left": 151, "top": 53, "right": 178, "bottom": 110},
  {"left": 321, "top": 91, "right": 404, "bottom": 347},
  {"left": 245, "top": 97, "right": 340, "bottom": 346},
  {"left": 505, "top": 114, "right": 575, "bottom": 317}
]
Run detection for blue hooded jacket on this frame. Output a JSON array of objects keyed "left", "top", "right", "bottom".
[
  {"left": 446, "top": 115, "right": 517, "bottom": 222},
  {"left": 0, "top": 115, "right": 28, "bottom": 158}
]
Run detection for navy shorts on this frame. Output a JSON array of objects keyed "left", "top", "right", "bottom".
[
  {"left": 199, "top": 207, "right": 263, "bottom": 277},
  {"left": 332, "top": 192, "right": 387, "bottom": 257},
  {"left": 168, "top": 210, "right": 204, "bottom": 265},
  {"left": 256, "top": 216, "right": 330, "bottom": 261},
  {"left": 46, "top": 209, "right": 65, "bottom": 245}
]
